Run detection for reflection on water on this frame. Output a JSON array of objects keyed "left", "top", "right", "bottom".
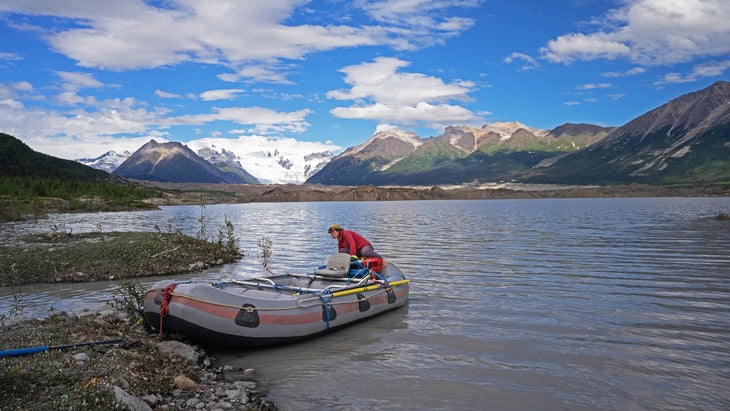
[{"left": 2, "top": 197, "right": 730, "bottom": 410}]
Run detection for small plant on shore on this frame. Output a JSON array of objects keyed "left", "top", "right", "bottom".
[
  {"left": 716, "top": 212, "right": 729, "bottom": 220},
  {"left": 258, "top": 236, "right": 273, "bottom": 268},
  {"left": 108, "top": 279, "right": 148, "bottom": 327},
  {"left": 197, "top": 199, "right": 207, "bottom": 240},
  {"left": 0, "top": 286, "right": 24, "bottom": 325},
  {"left": 216, "top": 214, "right": 239, "bottom": 256}
]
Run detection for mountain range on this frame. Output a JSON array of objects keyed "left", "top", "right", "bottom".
[
  {"left": 112, "top": 140, "right": 259, "bottom": 184},
  {"left": 74, "top": 81, "right": 730, "bottom": 186}
]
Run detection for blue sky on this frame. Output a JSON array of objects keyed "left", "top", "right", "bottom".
[{"left": 1, "top": 0, "right": 729, "bottom": 161}]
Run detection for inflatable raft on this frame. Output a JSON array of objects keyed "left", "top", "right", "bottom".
[{"left": 142, "top": 254, "right": 409, "bottom": 347}]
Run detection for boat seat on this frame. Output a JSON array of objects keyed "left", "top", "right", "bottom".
[{"left": 313, "top": 253, "right": 351, "bottom": 278}]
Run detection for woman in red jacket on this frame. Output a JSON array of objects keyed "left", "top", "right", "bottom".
[{"left": 327, "top": 224, "right": 385, "bottom": 263}]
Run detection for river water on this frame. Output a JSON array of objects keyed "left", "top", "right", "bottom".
[{"left": 2, "top": 197, "right": 730, "bottom": 410}]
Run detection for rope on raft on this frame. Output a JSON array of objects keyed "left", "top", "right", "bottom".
[
  {"left": 158, "top": 282, "right": 177, "bottom": 334},
  {"left": 155, "top": 279, "right": 409, "bottom": 314}
]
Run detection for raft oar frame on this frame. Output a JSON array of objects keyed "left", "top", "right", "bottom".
[{"left": 0, "top": 338, "right": 129, "bottom": 358}]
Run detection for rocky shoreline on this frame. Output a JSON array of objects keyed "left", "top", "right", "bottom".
[
  {"left": 140, "top": 182, "right": 730, "bottom": 206},
  {"left": 0, "top": 313, "right": 277, "bottom": 411},
  {"left": 120, "top": 341, "right": 276, "bottom": 411}
]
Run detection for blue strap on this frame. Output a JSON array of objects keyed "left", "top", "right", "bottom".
[
  {"left": 0, "top": 345, "right": 50, "bottom": 357},
  {"left": 318, "top": 293, "right": 332, "bottom": 332}
]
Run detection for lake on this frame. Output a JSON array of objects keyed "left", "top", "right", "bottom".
[{"left": 2, "top": 197, "right": 730, "bottom": 410}]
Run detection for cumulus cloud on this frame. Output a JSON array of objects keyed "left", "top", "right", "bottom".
[
  {"left": 0, "top": 81, "right": 35, "bottom": 99},
  {"left": 541, "top": 0, "right": 730, "bottom": 66},
  {"left": 155, "top": 89, "right": 182, "bottom": 99},
  {"left": 327, "top": 57, "right": 480, "bottom": 128},
  {"left": 0, "top": 83, "right": 314, "bottom": 158},
  {"left": 356, "top": 0, "right": 478, "bottom": 47},
  {"left": 601, "top": 67, "right": 647, "bottom": 77},
  {"left": 655, "top": 59, "right": 730, "bottom": 84},
  {"left": 2, "top": 0, "right": 477, "bottom": 73},
  {"left": 168, "top": 106, "right": 313, "bottom": 135},
  {"left": 199, "top": 89, "right": 246, "bottom": 101},
  {"left": 504, "top": 52, "right": 539, "bottom": 71},
  {"left": 577, "top": 83, "right": 612, "bottom": 90},
  {"left": 55, "top": 71, "right": 104, "bottom": 91}
]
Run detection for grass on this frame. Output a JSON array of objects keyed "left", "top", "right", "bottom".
[
  {"left": 0, "top": 313, "right": 201, "bottom": 411},
  {"left": 0, "top": 229, "right": 242, "bottom": 287},
  {"left": 0, "top": 215, "right": 277, "bottom": 410}
]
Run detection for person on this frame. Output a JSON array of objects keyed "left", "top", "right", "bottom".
[{"left": 327, "top": 224, "right": 386, "bottom": 266}]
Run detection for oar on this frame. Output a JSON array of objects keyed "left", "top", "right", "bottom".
[
  {"left": 0, "top": 338, "right": 128, "bottom": 358},
  {"left": 330, "top": 279, "right": 409, "bottom": 298}
]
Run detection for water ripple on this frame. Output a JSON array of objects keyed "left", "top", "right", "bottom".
[{"left": 2, "top": 197, "right": 730, "bottom": 410}]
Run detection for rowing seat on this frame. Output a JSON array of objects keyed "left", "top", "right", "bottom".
[{"left": 313, "top": 253, "right": 351, "bottom": 278}]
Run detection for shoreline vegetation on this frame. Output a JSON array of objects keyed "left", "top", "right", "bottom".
[
  {"left": 0, "top": 216, "right": 277, "bottom": 410},
  {"left": 2, "top": 182, "right": 728, "bottom": 410}
]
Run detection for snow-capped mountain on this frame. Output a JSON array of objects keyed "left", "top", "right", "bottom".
[
  {"left": 185, "top": 137, "right": 337, "bottom": 184},
  {"left": 76, "top": 136, "right": 340, "bottom": 184},
  {"left": 479, "top": 121, "right": 549, "bottom": 140},
  {"left": 76, "top": 150, "right": 132, "bottom": 173},
  {"left": 195, "top": 144, "right": 259, "bottom": 184}
]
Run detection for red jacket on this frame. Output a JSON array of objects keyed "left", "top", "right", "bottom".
[{"left": 337, "top": 230, "right": 371, "bottom": 256}]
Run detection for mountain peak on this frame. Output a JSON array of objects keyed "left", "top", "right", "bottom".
[
  {"left": 480, "top": 121, "right": 548, "bottom": 140},
  {"left": 76, "top": 149, "right": 132, "bottom": 173},
  {"left": 340, "top": 128, "right": 422, "bottom": 160},
  {"left": 113, "top": 139, "right": 245, "bottom": 183},
  {"left": 370, "top": 128, "right": 423, "bottom": 148}
]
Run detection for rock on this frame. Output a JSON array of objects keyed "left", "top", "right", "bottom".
[
  {"left": 72, "top": 352, "right": 88, "bottom": 365},
  {"left": 72, "top": 352, "right": 89, "bottom": 361},
  {"left": 173, "top": 374, "right": 197, "bottom": 391},
  {"left": 156, "top": 340, "right": 199, "bottom": 363},
  {"left": 114, "top": 386, "right": 153, "bottom": 411},
  {"left": 141, "top": 394, "right": 158, "bottom": 406}
]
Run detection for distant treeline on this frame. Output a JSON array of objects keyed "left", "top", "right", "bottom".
[
  {"left": 1, "top": 132, "right": 163, "bottom": 221},
  {"left": 0, "top": 175, "right": 160, "bottom": 199}
]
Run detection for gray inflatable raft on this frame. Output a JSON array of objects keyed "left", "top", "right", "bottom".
[{"left": 143, "top": 254, "right": 409, "bottom": 347}]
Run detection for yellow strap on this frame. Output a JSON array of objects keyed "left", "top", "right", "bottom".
[{"left": 330, "top": 279, "right": 409, "bottom": 298}]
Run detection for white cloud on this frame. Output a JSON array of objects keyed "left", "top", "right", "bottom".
[
  {"left": 55, "top": 71, "right": 104, "bottom": 91},
  {"left": 219, "top": 65, "right": 294, "bottom": 84},
  {"left": 655, "top": 59, "right": 730, "bottom": 84},
  {"left": 199, "top": 89, "right": 246, "bottom": 101},
  {"left": 577, "top": 83, "right": 612, "bottom": 90},
  {"left": 541, "top": 0, "right": 730, "bottom": 66},
  {"left": 354, "top": 0, "right": 478, "bottom": 49},
  {"left": 327, "top": 57, "right": 480, "bottom": 128},
  {"left": 155, "top": 89, "right": 182, "bottom": 99},
  {"left": 542, "top": 33, "right": 630, "bottom": 63},
  {"left": 0, "top": 52, "right": 23, "bottom": 61},
  {"left": 504, "top": 52, "right": 538, "bottom": 71},
  {"left": 1, "top": 1, "right": 477, "bottom": 73},
  {"left": 0, "top": 85, "right": 314, "bottom": 158},
  {"left": 601, "top": 67, "right": 647, "bottom": 77},
  {"left": 168, "top": 106, "right": 313, "bottom": 134},
  {"left": 0, "top": 81, "right": 35, "bottom": 99}
]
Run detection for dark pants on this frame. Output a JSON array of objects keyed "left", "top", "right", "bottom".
[{"left": 339, "top": 244, "right": 382, "bottom": 259}]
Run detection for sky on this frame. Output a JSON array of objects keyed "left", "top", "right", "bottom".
[{"left": 1, "top": 0, "right": 730, "bottom": 161}]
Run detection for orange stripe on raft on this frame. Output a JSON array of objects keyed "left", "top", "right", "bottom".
[
  {"left": 170, "top": 295, "right": 322, "bottom": 325},
  {"left": 170, "top": 285, "right": 408, "bottom": 325}
]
